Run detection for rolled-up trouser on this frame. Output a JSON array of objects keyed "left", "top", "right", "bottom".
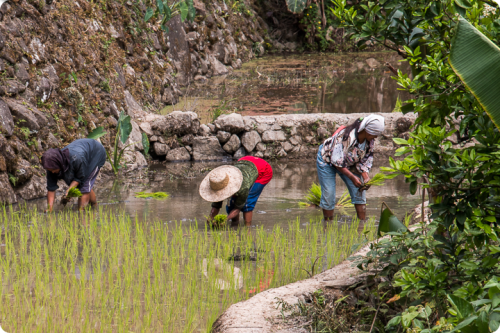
[
  {"left": 78, "top": 166, "right": 100, "bottom": 194},
  {"left": 316, "top": 144, "right": 366, "bottom": 210}
]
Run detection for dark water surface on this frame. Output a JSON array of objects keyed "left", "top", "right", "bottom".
[
  {"left": 26, "top": 160, "right": 421, "bottom": 229},
  {"left": 168, "top": 51, "right": 410, "bottom": 122}
]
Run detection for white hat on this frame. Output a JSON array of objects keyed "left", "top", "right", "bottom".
[{"left": 199, "top": 165, "right": 243, "bottom": 202}]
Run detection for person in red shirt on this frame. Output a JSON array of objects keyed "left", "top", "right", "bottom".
[{"left": 200, "top": 156, "right": 273, "bottom": 226}]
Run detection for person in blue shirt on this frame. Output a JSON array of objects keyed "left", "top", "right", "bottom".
[{"left": 41, "top": 138, "right": 107, "bottom": 212}]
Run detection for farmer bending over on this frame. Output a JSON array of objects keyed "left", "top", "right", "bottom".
[
  {"left": 42, "top": 138, "right": 107, "bottom": 212},
  {"left": 317, "top": 114, "right": 385, "bottom": 222},
  {"left": 200, "top": 156, "right": 273, "bottom": 227}
]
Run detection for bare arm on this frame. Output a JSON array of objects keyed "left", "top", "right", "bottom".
[
  {"left": 335, "top": 166, "right": 363, "bottom": 188},
  {"left": 47, "top": 191, "right": 56, "bottom": 213},
  {"left": 227, "top": 208, "right": 241, "bottom": 220}
]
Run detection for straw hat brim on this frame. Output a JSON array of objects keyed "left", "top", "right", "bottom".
[{"left": 199, "top": 165, "right": 243, "bottom": 202}]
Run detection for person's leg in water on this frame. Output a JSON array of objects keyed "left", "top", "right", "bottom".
[
  {"left": 316, "top": 145, "right": 337, "bottom": 226},
  {"left": 78, "top": 167, "right": 100, "bottom": 210},
  {"left": 241, "top": 182, "right": 266, "bottom": 226},
  {"left": 337, "top": 171, "right": 367, "bottom": 221}
]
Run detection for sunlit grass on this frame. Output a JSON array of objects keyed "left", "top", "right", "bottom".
[{"left": 0, "top": 207, "right": 376, "bottom": 332}]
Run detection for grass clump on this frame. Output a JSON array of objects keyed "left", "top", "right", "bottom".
[
  {"left": 363, "top": 172, "right": 398, "bottom": 187},
  {"left": 0, "top": 207, "right": 376, "bottom": 332},
  {"left": 134, "top": 191, "right": 169, "bottom": 199},
  {"left": 299, "top": 182, "right": 322, "bottom": 207}
]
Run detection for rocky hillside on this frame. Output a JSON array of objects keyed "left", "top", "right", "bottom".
[{"left": 0, "top": 0, "right": 302, "bottom": 204}]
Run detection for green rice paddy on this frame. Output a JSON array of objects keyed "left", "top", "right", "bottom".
[{"left": 0, "top": 207, "right": 376, "bottom": 332}]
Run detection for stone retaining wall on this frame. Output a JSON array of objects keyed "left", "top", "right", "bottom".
[{"left": 137, "top": 111, "right": 416, "bottom": 162}]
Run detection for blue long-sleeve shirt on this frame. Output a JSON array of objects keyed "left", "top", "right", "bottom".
[{"left": 46, "top": 139, "right": 107, "bottom": 191}]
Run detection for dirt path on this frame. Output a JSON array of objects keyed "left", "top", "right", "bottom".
[{"left": 212, "top": 202, "right": 431, "bottom": 333}]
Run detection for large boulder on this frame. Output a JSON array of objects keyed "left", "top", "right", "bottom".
[
  {"left": 241, "top": 130, "right": 261, "bottom": 152},
  {"left": 0, "top": 100, "right": 14, "bottom": 136},
  {"left": 13, "top": 158, "right": 33, "bottom": 185},
  {"left": 15, "top": 175, "right": 46, "bottom": 200},
  {"left": 262, "top": 130, "right": 286, "bottom": 143},
  {"left": 214, "top": 113, "right": 245, "bottom": 134},
  {"left": 124, "top": 90, "right": 145, "bottom": 118},
  {"left": 192, "top": 136, "right": 227, "bottom": 161},
  {"left": 151, "top": 111, "right": 200, "bottom": 136},
  {"left": 208, "top": 55, "right": 228, "bottom": 75},
  {"left": 223, "top": 134, "right": 241, "bottom": 154},
  {"left": 5, "top": 99, "right": 41, "bottom": 131},
  {"left": 166, "top": 147, "right": 191, "bottom": 161},
  {"left": 0, "top": 172, "right": 16, "bottom": 204}
]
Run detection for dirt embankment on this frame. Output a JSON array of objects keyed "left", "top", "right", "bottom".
[{"left": 0, "top": 0, "right": 303, "bottom": 204}]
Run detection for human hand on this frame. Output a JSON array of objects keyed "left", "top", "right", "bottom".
[{"left": 351, "top": 176, "right": 363, "bottom": 188}]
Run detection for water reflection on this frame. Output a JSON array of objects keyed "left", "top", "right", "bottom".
[{"left": 168, "top": 52, "right": 411, "bottom": 121}]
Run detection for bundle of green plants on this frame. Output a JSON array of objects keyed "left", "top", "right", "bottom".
[
  {"left": 299, "top": 182, "right": 322, "bottom": 207},
  {"left": 0, "top": 206, "right": 376, "bottom": 332},
  {"left": 212, "top": 214, "right": 228, "bottom": 228},
  {"left": 363, "top": 172, "right": 398, "bottom": 187},
  {"left": 66, "top": 187, "right": 82, "bottom": 198},
  {"left": 134, "top": 191, "right": 169, "bottom": 199}
]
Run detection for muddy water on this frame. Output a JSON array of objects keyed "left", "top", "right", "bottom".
[
  {"left": 28, "top": 161, "right": 420, "bottom": 228},
  {"left": 167, "top": 52, "right": 410, "bottom": 123}
]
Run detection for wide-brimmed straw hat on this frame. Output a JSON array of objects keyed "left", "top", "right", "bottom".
[{"left": 199, "top": 165, "right": 243, "bottom": 202}]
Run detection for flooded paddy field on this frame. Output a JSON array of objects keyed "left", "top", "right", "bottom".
[
  {"left": 24, "top": 160, "right": 421, "bottom": 228},
  {"left": 166, "top": 51, "right": 410, "bottom": 123}
]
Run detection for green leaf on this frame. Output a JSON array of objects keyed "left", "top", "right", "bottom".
[
  {"left": 489, "top": 287, "right": 500, "bottom": 308},
  {"left": 450, "top": 18, "right": 500, "bottom": 130},
  {"left": 377, "top": 204, "right": 408, "bottom": 236},
  {"left": 448, "top": 295, "right": 474, "bottom": 319},
  {"left": 118, "top": 112, "right": 132, "bottom": 144},
  {"left": 455, "top": 0, "right": 472, "bottom": 9},
  {"left": 453, "top": 2, "right": 466, "bottom": 16},
  {"left": 179, "top": 1, "right": 188, "bottom": 21},
  {"left": 476, "top": 311, "right": 489, "bottom": 333},
  {"left": 401, "top": 103, "right": 414, "bottom": 114},
  {"left": 87, "top": 126, "right": 107, "bottom": 140},
  {"left": 393, "top": 138, "right": 409, "bottom": 145},
  {"left": 490, "top": 319, "right": 500, "bottom": 332},
  {"left": 186, "top": 0, "right": 195, "bottom": 22},
  {"left": 450, "top": 316, "right": 478, "bottom": 332},
  {"left": 142, "top": 133, "right": 150, "bottom": 156},
  {"left": 285, "top": 0, "right": 306, "bottom": 13},
  {"left": 410, "top": 180, "right": 418, "bottom": 195},
  {"left": 144, "top": 7, "right": 154, "bottom": 22},
  {"left": 156, "top": 0, "right": 164, "bottom": 13}
]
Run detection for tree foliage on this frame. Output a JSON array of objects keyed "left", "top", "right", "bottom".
[{"left": 330, "top": 0, "right": 500, "bottom": 330}]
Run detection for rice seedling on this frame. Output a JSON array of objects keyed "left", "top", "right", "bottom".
[
  {"left": 0, "top": 206, "right": 376, "bottom": 332},
  {"left": 66, "top": 187, "right": 82, "bottom": 198},
  {"left": 212, "top": 214, "right": 227, "bottom": 228},
  {"left": 299, "top": 182, "right": 322, "bottom": 207},
  {"left": 134, "top": 191, "right": 169, "bottom": 199},
  {"left": 363, "top": 172, "right": 398, "bottom": 187}
]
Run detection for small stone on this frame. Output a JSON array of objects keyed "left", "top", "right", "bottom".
[
  {"left": 256, "top": 142, "right": 266, "bottom": 151},
  {"left": 139, "top": 122, "right": 154, "bottom": 136},
  {"left": 166, "top": 147, "right": 191, "bottom": 161},
  {"left": 396, "top": 117, "right": 413, "bottom": 133},
  {"left": 281, "top": 141, "right": 293, "bottom": 152},
  {"left": 276, "top": 148, "right": 287, "bottom": 158},
  {"left": 253, "top": 151, "right": 264, "bottom": 158},
  {"left": 317, "top": 127, "right": 330, "bottom": 140},
  {"left": 198, "top": 124, "right": 211, "bottom": 136},
  {"left": 149, "top": 135, "right": 158, "bottom": 142},
  {"left": 192, "top": 136, "right": 227, "bottom": 161},
  {"left": 216, "top": 131, "right": 231, "bottom": 144},
  {"left": 0, "top": 100, "right": 14, "bottom": 136},
  {"left": 241, "top": 130, "right": 261, "bottom": 152},
  {"left": 153, "top": 142, "right": 170, "bottom": 156},
  {"left": 262, "top": 130, "right": 286, "bottom": 143},
  {"left": 365, "top": 58, "right": 381, "bottom": 69},
  {"left": 289, "top": 135, "right": 302, "bottom": 146},
  {"left": 223, "top": 134, "right": 241, "bottom": 154},
  {"left": 233, "top": 147, "right": 246, "bottom": 159}
]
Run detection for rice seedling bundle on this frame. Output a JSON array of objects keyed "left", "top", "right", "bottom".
[
  {"left": 66, "top": 187, "right": 82, "bottom": 198},
  {"left": 212, "top": 214, "right": 227, "bottom": 228},
  {"left": 134, "top": 191, "right": 169, "bottom": 199},
  {"left": 363, "top": 172, "right": 398, "bottom": 187},
  {"left": 0, "top": 206, "right": 376, "bottom": 332},
  {"left": 299, "top": 182, "right": 322, "bottom": 207}
]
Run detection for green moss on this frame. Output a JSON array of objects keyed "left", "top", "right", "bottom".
[{"left": 135, "top": 191, "right": 169, "bottom": 199}]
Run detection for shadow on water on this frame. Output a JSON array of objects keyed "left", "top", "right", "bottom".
[
  {"left": 25, "top": 160, "right": 421, "bottom": 229},
  {"left": 166, "top": 51, "right": 411, "bottom": 123}
]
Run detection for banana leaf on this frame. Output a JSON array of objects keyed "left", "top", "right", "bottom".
[
  {"left": 378, "top": 202, "right": 408, "bottom": 236},
  {"left": 450, "top": 18, "right": 500, "bottom": 130}
]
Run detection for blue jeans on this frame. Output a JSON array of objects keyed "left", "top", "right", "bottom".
[
  {"left": 316, "top": 144, "right": 366, "bottom": 210},
  {"left": 226, "top": 182, "right": 267, "bottom": 213}
]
